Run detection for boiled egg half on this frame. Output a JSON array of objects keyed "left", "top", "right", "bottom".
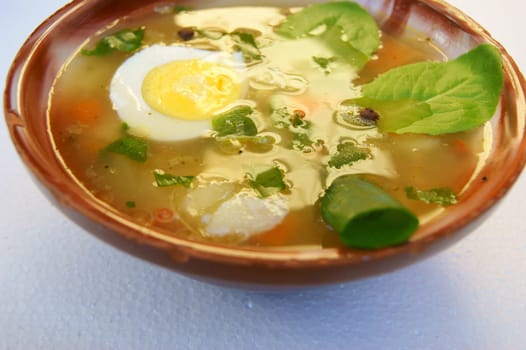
[{"left": 110, "top": 44, "right": 246, "bottom": 141}]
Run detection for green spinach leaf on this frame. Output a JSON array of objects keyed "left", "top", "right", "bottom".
[
  {"left": 276, "top": 2, "right": 380, "bottom": 68},
  {"left": 354, "top": 44, "right": 504, "bottom": 134}
]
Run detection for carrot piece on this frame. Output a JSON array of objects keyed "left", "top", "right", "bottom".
[
  {"left": 153, "top": 207, "right": 175, "bottom": 224},
  {"left": 253, "top": 214, "right": 298, "bottom": 246},
  {"left": 72, "top": 98, "right": 102, "bottom": 125},
  {"left": 453, "top": 139, "right": 470, "bottom": 155}
]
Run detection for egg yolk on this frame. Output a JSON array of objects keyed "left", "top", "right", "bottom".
[{"left": 142, "top": 59, "right": 242, "bottom": 121}]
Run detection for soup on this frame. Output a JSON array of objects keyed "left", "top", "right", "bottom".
[{"left": 49, "top": 2, "right": 502, "bottom": 249}]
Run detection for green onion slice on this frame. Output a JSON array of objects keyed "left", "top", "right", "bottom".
[{"left": 321, "top": 175, "right": 419, "bottom": 249}]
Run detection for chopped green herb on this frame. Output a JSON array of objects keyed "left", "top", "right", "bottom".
[
  {"left": 212, "top": 106, "right": 257, "bottom": 137},
  {"left": 270, "top": 100, "right": 310, "bottom": 130},
  {"left": 270, "top": 106, "right": 292, "bottom": 129},
  {"left": 269, "top": 101, "right": 318, "bottom": 152},
  {"left": 276, "top": 2, "right": 380, "bottom": 69},
  {"left": 328, "top": 141, "right": 370, "bottom": 168},
  {"left": 290, "top": 112, "right": 311, "bottom": 129},
  {"left": 353, "top": 44, "right": 504, "bottom": 135},
  {"left": 196, "top": 29, "right": 226, "bottom": 40},
  {"left": 105, "top": 135, "right": 148, "bottom": 162},
  {"left": 247, "top": 166, "right": 287, "bottom": 197},
  {"left": 125, "top": 201, "right": 136, "bottom": 208},
  {"left": 312, "top": 56, "right": 337, "bottom": 73},
  {"left": 174, "top": 5, "right": 191, "bottom": 13},
  {"left": 194, "top": 30, "right": 263, "bottom": 61},
  {"left": 321, "top": 175, "right": 419, "bottom": 249},
  {"left": 231, "top": 32, "right": 262, "bottom": 62},
  {"left": 121, "top": 122, "right": 130, "bottom": 131},
  {"left": 292, "top": 132, "right": 319, "bottom": 152},
  {"left": 153, "top": 170, "right": 194, "bottom": 188},
  {"left": 82, "top": 28, "right": 145, "bottom": 56},
  {"left": 405, "top": 186, "right": 458, "bottom": 206},
  {"left": 312, "top": 56, "right": 336, "bottom": 69}
]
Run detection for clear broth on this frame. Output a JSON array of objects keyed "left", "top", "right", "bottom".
[{"left": 49, "top": 5, "right": 489, "bottom": 248}]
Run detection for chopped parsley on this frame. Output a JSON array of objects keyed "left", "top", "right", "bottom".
[
  {"left": 231, "top": 32, "right": 262, "bottom": 62},
  {"left": 290, "top": 112, "right": 311, "bottom": 129},
  {"left": 312, "top": 56, "right": 337, "bottom": 74},
  {"left": 212, "top": 106, "right": 257, "bottom": 137},
  {"left": 292, "top": 131, "right": 320, "bottom": 152},
  {"left": 191, "top": 29, "right": 262, "bottom": 62},
  {"left": 270, "top": 104, "right": 320, "bottom": 152},
  {"left": 328, "top": 141, "right": 370, "bottom": 169},
  {"left": 270, "top": 106, "right": 292, "bottom": 129},
  {"left": 247, "top": 166, "right": 287, "bottom": 197},
  {"left": 125, "top": 201, "right": 136, "bottom": 208},
  {"left": 195, "top": 29, "right": 226, "bottom": 40},
  {"left": 82, "top": 27, "right": 145, "bottom": 56},
  {"left": 174, "top": 5, "right": 191, "bottom": 13},
  {"left": 105, "top": 135, "right": 148, "bottom": 162},
  {"left": 405, "top": 186, "right": 458, "bottom": 206},
  {"left": 153, "top": 170, "right": 194, "bottom": 188},
  {"left": 270, "top": 105, "right": 310, "bottom": 129}
]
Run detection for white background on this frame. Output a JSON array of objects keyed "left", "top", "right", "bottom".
[{"left": 1, "top": 1, "right": 525, "bottom": 349}]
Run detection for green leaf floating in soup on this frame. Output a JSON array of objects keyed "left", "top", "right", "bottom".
[
  {"left": 276, "top": 1, "right": 380, "bottom": 69},
  {"left": 49, "top": 2, "right": 503, "bottom": 249},
  {"left": 153, "top": 169, "right": 194, "bottom": 188},
  {"left": 246, "top": 166, "right": 288, "bottom": 198},
  {"left": 104, "top": 135, "right": 148, "bottom": 162},
  {"left": 212, "top": 106, "right": 258, "bottom": 137},
  {"left": 353, "top": 44, "right": 504, "bottom": 134},
  {"left": 82, "top": 28, "right": 145, "bottom": 56}
]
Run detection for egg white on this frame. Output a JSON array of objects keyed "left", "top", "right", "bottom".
[
  {"left": 202, "top": 191, "right": 289, "bottom": 237},
  {"left": 175, "top": 179, "right": 289, "bottom": 239},
  {"left": 109, "top": 44, "right": 246, "bottom": 142}
]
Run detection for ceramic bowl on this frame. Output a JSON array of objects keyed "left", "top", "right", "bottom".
[{"left": 4, "top": 0, "right": 526, "bottom": 288}]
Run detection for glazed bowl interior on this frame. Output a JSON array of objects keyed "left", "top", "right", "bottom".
[{"left": 4, "top": 0, "right": 526, "bottom": 288}]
